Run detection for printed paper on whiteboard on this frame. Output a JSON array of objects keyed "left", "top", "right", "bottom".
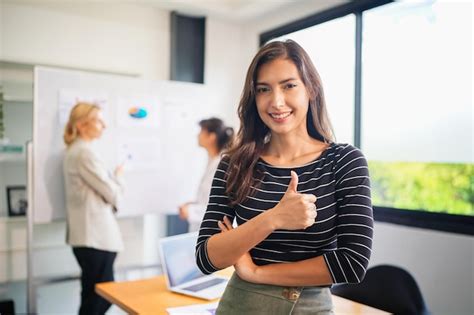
[
  {"left": 58, "top": 89, "right": 109, "bottom": 126},
  {"left": 162, "top": 99, "right": 197, "bottom": 128},
  {"left": 117, "top": 139, "right": 161, "bottom": 171}
]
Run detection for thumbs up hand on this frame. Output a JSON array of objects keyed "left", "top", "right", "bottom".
[
  {"left": 269, "top": 171, "right": 317, "bottom": 230},
  {"left": 287, "top": 170, "right": 299, "bottom": 193}
]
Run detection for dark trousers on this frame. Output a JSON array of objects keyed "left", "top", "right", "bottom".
[{"left": 72, "top": 247, "right": 117, "bottom": 315}]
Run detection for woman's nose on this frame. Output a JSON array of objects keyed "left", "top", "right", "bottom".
[{"left": 271, "top": 89, "right": 285, "bottom": 108}]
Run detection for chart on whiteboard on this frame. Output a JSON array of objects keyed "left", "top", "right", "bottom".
[{"left": 116, "top": 95, "right": 160, "bottom": 129}]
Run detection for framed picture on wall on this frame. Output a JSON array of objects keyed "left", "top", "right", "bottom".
[{"left": 7, "top": 186, "right": 27, "bottom": 217}]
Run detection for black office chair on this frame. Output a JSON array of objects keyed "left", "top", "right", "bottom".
[
  {"left": 331, "top": 265, "right": 430, "bottom": 315},
  {"left": 0, "top": 299, "right": 15, "bottom": 315}
]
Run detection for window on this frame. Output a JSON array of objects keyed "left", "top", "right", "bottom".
[
  {"left": 260, "top": 0, "right": 473, "bottom": 234},
  {"left": 362, "top": 1, "right": 472, "bottom": 218}
]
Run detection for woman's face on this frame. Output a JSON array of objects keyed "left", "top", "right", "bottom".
[
  {"left": 77, "top": 109, "right": 106, "bottom": 140},
  {"left": 198, "top": 128, "right": 216, "bottom": 150},
  {"left": 255, "top": 58, "right": 310, "bottom": 138}
]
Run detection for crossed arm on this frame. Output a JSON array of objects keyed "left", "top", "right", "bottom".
[
  {"left": 199, "top": 169, "right": 332, "bottom": 287},
  {"left": 217, "top": 216, "right": 333, "bottom": 286}
]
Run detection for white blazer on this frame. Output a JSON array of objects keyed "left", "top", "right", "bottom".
[{"left": 63, "top": 139, "right": 124, "bottom": 252}]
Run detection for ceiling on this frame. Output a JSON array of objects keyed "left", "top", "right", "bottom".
[
  {"left": 6, "top": 0, "right": 346, "bottom": 22},
  {"left": 137, "top": 0, "right": 318, "bottom": 21}
]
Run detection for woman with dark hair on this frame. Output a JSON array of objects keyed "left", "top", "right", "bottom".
[
  {"left": 179, "top": 117, "right": 234, "bottom": 232},
  {"left": 196, "top": 40, "right": 373, "bottom": 314}
]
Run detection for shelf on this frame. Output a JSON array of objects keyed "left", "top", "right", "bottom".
[
  {"left": 0, "top": 152, "right": 26, "bottom": 163},
  {"left": 0, "top": 97, "right": 32, "bottom": 104},
  {"left": 0, "top": 81, "right": 34, "bottom": 103},
  {"left": 0, "top": 59, "right": 140, "bottom": 77},
  {"left": 0, "top": 60, "right": 34, "bottom": 70},
  {"left": 0, "top": 216, "right": 26, "bottom": 223}
]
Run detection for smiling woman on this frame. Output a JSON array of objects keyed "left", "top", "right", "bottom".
[
  {"left": 195, "top": 40, "right": 374, "bottom": 315},
  {"left": 225, "top": 40, "right": 334, "bottom": 205},
  {"left": 255, "top": 59, "right": 310, "bottom": 135}
]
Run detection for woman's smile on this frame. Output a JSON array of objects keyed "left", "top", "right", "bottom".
[{"left": 269, "top": 111, "right": 293, "bottom": 123}]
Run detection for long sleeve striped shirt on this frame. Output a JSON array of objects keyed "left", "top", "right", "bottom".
[{"left": 195, "top": 143, "right": 373, "bottom": 284}]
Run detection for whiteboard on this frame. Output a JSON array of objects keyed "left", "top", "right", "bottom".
[{"left": 33, "top": 67, "right": 212, "bottom": 223}]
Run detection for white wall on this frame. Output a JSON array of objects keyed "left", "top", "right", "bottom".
[
  {"left": 1, "top": 1, "right": 169, "bottom": 79},
  {"left": 205, "top": 17, "right": 247, "bottom": 128}
]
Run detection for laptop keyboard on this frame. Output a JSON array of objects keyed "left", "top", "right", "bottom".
[{"left": 182, "top": 278, "right": 227, "bottom": 292}]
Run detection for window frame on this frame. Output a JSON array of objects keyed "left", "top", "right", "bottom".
[{"left": 259, "top": 0, "right": 474, "bottom": 236}]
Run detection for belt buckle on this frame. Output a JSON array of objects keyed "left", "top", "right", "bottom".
[{"left": 282, "top": 288, "right": 300, "bottom": 301}]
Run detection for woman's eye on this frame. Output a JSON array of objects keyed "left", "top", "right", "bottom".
[
  {"left": 256, "top": 87, "right": 269, "bottom": 93},
  {"left": 285, "top": 83, "right": 297, "bottom": 89}
]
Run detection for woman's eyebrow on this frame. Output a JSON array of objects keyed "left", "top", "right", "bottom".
[
  {"left": 278, "top": 78, "right": 298, "bottom": 84},
  {"left": 256, "top": 78, "right": 298, "bottom": 85}
]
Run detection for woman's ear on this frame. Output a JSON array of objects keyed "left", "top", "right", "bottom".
[
  {"left": 209, "top": 132, "right": 218, "bottom": 144},
  {"left": 75, "top": 120, "right": 85, "bottom": 136}
]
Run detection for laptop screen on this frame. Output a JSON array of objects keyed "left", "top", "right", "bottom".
[{"left": 159, "top": 232, "right": 206, "bottom": 287}]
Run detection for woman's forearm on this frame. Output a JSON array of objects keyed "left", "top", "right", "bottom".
[
  {"left": 207, "top": 211, "right": 275, "bottom": 269},
  {"left": 253, "top": 255, "right": 333, "bottom": 286}
]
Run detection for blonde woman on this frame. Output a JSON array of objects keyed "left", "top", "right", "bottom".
[{"left": 63, "top": 102, "right": 124, "bottom": 315}]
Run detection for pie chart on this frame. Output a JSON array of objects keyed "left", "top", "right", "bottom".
[{"left": 128, "top": 107, "right": 148, "bottom": 119}]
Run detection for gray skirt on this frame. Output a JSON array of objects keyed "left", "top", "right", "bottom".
[{"left": 216, "top": 273, "right": 334, "bottom": 315}]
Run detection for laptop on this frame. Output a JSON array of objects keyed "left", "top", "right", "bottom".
[{"left": 158, "top": 232, "right": 229, "bottom": 300}]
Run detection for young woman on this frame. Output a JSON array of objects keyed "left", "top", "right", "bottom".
[
  {"left": 63, "top": 102, "right": 124, "bottom": 315},
  {"left": 196, "top": 40, "right": 373, "bottom": 314},
  {"left": 179, "top": 118, "right": 234, "bottom": 232}
]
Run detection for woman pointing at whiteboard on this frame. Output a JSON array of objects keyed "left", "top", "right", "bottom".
[{"left": 63, "top": 102, "right": 124, "bottom": 315}]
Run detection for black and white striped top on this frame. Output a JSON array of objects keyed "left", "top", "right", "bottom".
[{"left": 195, "top": 143, "right": 373, "bottom": 284}]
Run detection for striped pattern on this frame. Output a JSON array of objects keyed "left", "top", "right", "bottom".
[{"left": 196, "top": 143, "right": 373, "bottom": 284}]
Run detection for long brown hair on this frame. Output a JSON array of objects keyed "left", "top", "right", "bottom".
[{"left": 224, "top": 39, "right": 335, "bottom": 206}]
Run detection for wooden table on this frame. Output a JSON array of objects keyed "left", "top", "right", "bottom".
[{"left": 96, "top": 272, "right": 389, "bottom": 315}]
